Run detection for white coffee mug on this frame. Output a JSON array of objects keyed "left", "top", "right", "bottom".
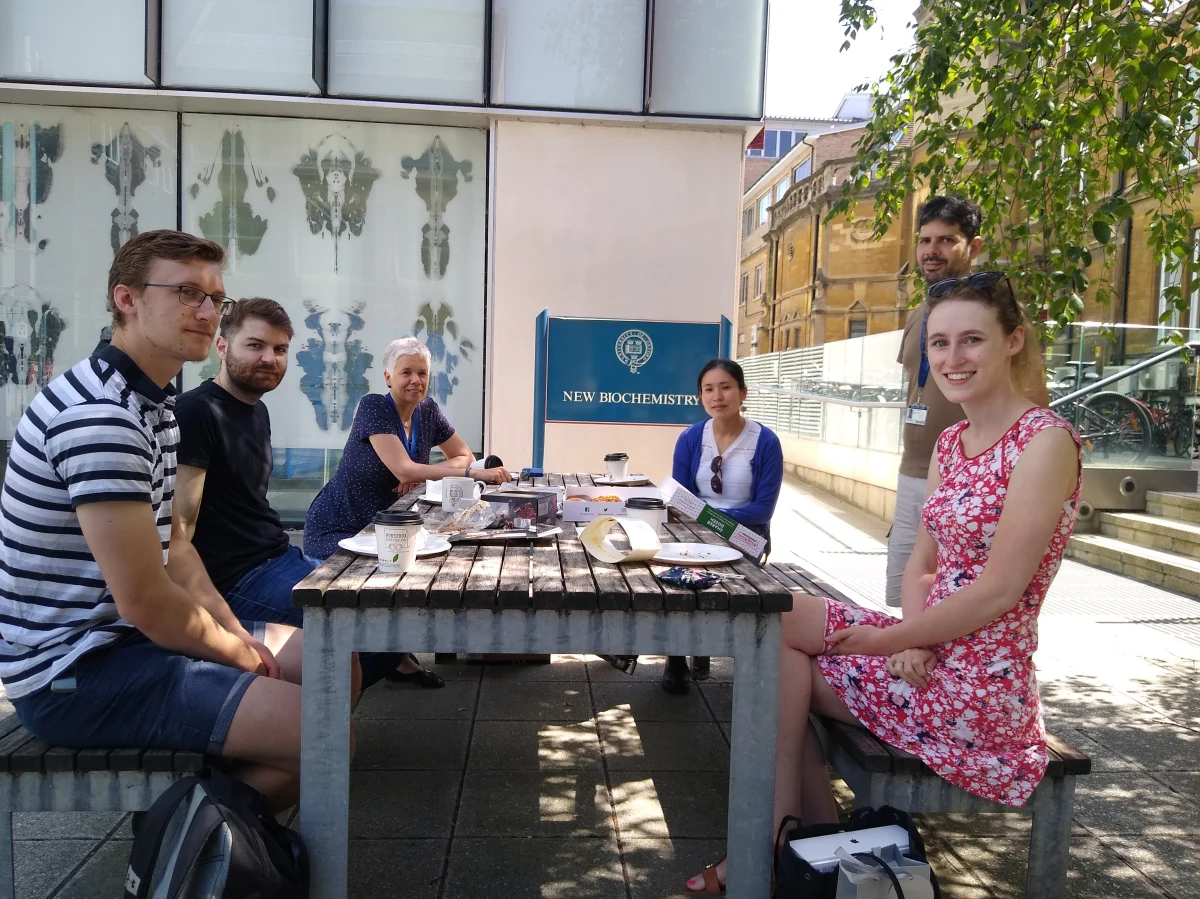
[{"left": 442, "top": 477, "right": 482, "bottom": 511}]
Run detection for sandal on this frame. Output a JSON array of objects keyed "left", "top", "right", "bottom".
[
  {"left": 684, "top": 858, "right": 726, "bottom": 894},
  {"left": 599, "top": 655, "right": 638, "bottom": 675},
  {"left": 384, "top": 667, "right": 445, "bottom": 688}
]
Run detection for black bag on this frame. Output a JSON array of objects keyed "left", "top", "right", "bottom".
[
  {"left": 124, "top": 767, "right": 309, "bottom": 899},
  {"left": 773, "top": 806, "right": 941, "bottom": 899}
]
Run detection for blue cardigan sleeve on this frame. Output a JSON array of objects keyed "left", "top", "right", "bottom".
[
  {"left": 672, "top": 423, "right": 702, "bottom": 493},
  {"left": 723, "top": 427, "right": 784, "bottom": 529}
]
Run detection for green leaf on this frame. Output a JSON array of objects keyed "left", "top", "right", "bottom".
[
  {"left": 1092, "top": 220, "right": 1111, "bottom": 245},
  {"left": 391, "top": 553, "right": 399, "bottom": 562}
]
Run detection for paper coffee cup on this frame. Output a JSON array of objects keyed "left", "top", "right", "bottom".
[
  {"left": 375, "top": 509, "right": 424, "bottom": 574},
  {"left": 624, "top": 496, "right": 666, "bottom": 535},
  {"left": 604, "top": 452, "right": 629, "bottom": 480}
]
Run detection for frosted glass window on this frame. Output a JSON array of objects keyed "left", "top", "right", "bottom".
[
  {"left": 0, "top": 105, "right": 177, "bottom": 439},
  {"left": 650, "top": 0, "right": 767, "bottom": 118},
  {"left": 163, "top": 0, "right": 317, "bottom": 93},
  {"left": 490, "top": 0, "right": 646, "bottom": 112},
  {"left": 0, "top": 0, "right": 151, "bottom": 85},
  {"left": 329, "top": 0, "right": 485, "bottom": 103},
  {"left": 181, "top": 114, "right": 486, "bottom": 517}
]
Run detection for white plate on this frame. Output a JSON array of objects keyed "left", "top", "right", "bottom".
[
  {"left": 592, "top": 474, "right": 653, "bottom": 486},
  {"left": 651, "top": 542, "right": 741, "bottom": 566},
  {"left": 338, "top": 530, "right": 452, "bottom": 558}
]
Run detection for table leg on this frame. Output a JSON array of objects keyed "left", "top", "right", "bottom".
[
  {"left": 300, "top": 608, "right": 356, "bottom": 899},
  {"left": 724, "top": 613, "right": 782, "bottom": 899}
]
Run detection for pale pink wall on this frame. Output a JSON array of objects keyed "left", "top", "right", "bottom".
[{"left": 487, "top": 120, "right": 744, "bottom": 477}]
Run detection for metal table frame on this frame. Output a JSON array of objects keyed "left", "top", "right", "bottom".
[{"left": 298, "top": 606, "right": 782, "bottom": 898}]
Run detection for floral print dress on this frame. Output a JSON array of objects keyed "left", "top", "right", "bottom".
[{"left": 816, "top": 408, "right": 1081, "bottom": 806}]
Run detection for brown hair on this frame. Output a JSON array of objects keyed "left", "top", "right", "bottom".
[
  {"left": 219, "top": 297, "right": 295, "bottom": 340},
  {"left": 107, "top": 230, "right": 226, "bottom": 327},
  {"left": 927, "top": 276, "right": 1026, "bottom": 335}
]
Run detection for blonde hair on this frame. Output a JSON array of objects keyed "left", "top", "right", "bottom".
[{"left": 382, "top": 337, "right": 432, "bottom": 374}]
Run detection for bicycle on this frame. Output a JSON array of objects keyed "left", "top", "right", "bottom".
[{"left": 1049, "top": 388, "right": 1153, "bottom": 462}]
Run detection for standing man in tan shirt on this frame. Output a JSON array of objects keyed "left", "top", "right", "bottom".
[{"left": 886, "top": 196, "right": 1049, "bottom": 606}]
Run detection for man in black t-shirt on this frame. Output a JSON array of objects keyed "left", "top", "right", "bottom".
[{"left": 175, "top": 298, "right": 439, "bottom": 689}]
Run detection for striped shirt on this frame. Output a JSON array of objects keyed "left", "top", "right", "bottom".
[
  {"left": 696, "top": 418, "right": 761, "bottom": 512},
  {"left": 0, "top": 345, "right": 177, "bottom": 699}
]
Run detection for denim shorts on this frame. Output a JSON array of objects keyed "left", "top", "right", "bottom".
[
  {"left": 225, "top": 545, "right": 405, "bottom": 689},
  {"left": 225, "top": 545, "right": 320, "bottom": 629},
  {"left": 10, "top": 628, "right": 261, "bottom": 756}
]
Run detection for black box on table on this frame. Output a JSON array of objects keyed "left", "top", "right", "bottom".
[{"left": 479, "top": 490, "right": 558, "bottom": 528}]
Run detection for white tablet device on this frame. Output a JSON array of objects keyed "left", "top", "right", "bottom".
[{"left": 788, "top": 824, "right": 911, "bottom": 873}]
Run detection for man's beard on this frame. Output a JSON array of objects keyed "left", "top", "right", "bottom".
[
  {"left": 920, "top": 257, "right": 971, "bottom": 286},
  {"left": 225, "top": 357, "right": 283, "bottom": 397}
]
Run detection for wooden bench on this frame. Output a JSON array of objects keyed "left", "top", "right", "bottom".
[
  {"left": 769, "top": 562, "right": 1092, "bottom": 899},
  {"left": 0, "top": 713, "right": 209, "bottom": 899}
]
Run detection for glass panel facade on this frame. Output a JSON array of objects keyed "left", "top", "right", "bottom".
[
  {"left": 0, "top": 0, "right": 151, "bottom": 85},
  {"left": 490, "top": 0, "right": 646, "bottom": 112},
  {"left": 328, "top": 0, "right": 486, "bottom": 103},
  {"left": 162, "top": 0, "right": 317, "bottom": 93},
  {"left": 0, "top": 104, "right": 177, "bottom": 443},
  {"left": 649, "top": 0, "right": 767, "bottom": 118},
  {"left": 180, "top": 114, "right": 486, "bottom": 518}
]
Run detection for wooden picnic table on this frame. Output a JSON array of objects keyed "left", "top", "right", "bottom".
[{"left": 293, "top": 473, "right": 795, "bottom": 899}]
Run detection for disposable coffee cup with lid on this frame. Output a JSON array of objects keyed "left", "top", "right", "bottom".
[
  {"left": 604, "top": 452, "right": 630, "bottom": 480},
  {"left": 375, "top": 508, "right": 423, "bottom": 574},
  {"left": 624, "top": 496, "right": 666, "bottom": 534}
]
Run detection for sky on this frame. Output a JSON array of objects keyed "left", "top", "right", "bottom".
[{"left": 764, "top": 0, "right": 917, "bottom": 119}]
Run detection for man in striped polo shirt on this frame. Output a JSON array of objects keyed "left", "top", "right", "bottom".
[{"left": 0, "top": 231, "right": 339, "bottom": 810}]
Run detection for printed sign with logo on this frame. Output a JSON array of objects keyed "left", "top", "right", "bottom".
[{"left": 544, "top": 318, "right": 722, "bottom": 425}]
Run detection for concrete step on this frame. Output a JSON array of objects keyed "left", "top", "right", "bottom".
[
  {"left": 1146, "top": 490, "right": 1200, "bottom": 525},
  {"left": 1067, "top": 533, "right": 1200, "bottom": 598},
  {"left": 1098, "top": 512, "right": 1200, "bottom": 561}
]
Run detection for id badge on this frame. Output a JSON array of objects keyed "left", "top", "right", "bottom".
[{"left": 905, "top": 403, "right": 929, "bottom": 426}]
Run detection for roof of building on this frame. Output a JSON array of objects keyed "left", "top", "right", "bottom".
[{"left": 742, "top": 122, "right": 869, "bottom": 199}]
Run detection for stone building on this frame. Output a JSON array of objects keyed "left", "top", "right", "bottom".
[{"left": 737, "top": 123, "right": 918, "bottom": 354}]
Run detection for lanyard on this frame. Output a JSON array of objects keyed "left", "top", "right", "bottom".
[
  {"left": 387, "top": 394, "right": 419, "bottom": 460},
  {"left": 917, "top": 308, "right": 930, "bottom": 391}
]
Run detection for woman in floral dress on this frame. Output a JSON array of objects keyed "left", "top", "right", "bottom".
[{"left": 687, "top": 273, "right": 1081, "bottom": 893}]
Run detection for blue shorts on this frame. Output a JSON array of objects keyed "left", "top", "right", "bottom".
[
  {"left": 10, "top": 628, "right": 262, "bottom": 756},
  {"left": 226, "top": 545, "right": 406, "bottom": 689}
]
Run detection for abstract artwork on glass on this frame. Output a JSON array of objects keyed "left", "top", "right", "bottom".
[
  {"left": 189, "top": 129, "right": 275, "bottom": 260},
  {"left": 0, "top": 106, "right": 176, "bottom": 442},
  {"left": 293, "top": 134, "right": 380, "bottom": 273},
  {"left": 401, "top": 136, "right": 474, "bottom": 280},
  {"left": 0, "top": 121, "right": 63, "bottom": 252},
  {"left": 412, "top": 301, "right": 475, "bottom": 406},
  {"left": 296, "top": 300, "right": 373, "bottom": 431},
  {"left": 90, "top": 123, "right": 164, "bottom": 254}
]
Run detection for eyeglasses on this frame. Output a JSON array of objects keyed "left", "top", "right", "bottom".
[
  {"left": 144, "top": 283, "right": 235, "bottom": 316},
  {"left": 928, "top": 270, "right": 1015, "bottom": 307},
  {"left": 710, "top": 455, "right": 723, "bottom": 495}
]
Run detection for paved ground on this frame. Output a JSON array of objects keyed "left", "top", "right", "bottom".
[{"left": 10, "top": 477, "right": 1200, "bottom": 897}]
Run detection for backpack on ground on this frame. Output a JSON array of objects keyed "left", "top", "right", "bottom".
[{"left": 124, "top": 767, "right": 308, "bottom": 899}]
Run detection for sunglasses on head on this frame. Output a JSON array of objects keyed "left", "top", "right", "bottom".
[
  {"left": 928, "top": 270, "right": 1015, "bottom": 304},
  {"left": 710, "top": 455, "right": 723, "bottom": 495}
]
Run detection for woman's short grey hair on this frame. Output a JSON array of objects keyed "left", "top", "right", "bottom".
[{"left": 382, "top": 337, "right": 432, "bottom": 374}]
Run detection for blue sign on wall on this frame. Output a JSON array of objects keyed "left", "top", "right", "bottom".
[{"left": 544, "top": 317, "right": 724, "bottom": 425}]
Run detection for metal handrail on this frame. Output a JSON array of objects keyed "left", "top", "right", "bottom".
[
  {"left": 746, "top": 383, "right": 905, "bottom": 409},
  {"left": 1047, "top": 342, "right": 1200, "bottom": 408}
]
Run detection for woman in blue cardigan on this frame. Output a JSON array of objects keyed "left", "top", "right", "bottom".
[{"left": 664, "top": 358, "right": 784, "bottom": 694}]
